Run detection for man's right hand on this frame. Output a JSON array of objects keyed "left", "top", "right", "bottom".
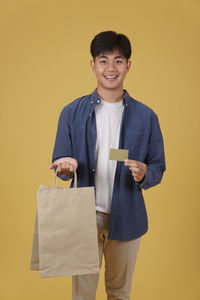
[{"left": 49, "top": 157, "right": 78, "bottom": 176}]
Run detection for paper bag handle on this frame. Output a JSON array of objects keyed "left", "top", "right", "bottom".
[{"left": 54, "top": 170, "right": 78, "bottom": 188}]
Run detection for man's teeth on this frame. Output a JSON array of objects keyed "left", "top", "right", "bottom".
[{"left": 105, "top": 76, "right": 117, "bottom": 78}]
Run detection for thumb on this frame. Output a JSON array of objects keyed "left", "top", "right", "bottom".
[{"left": 49, "top": 162, "right": 57, "bottom": 169}]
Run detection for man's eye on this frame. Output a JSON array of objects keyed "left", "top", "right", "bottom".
[
  {"left": 100, "top": 60, "right": 106, "bottom": 64},
  {"left": 116, "top": 60, "right": 123, "bottom": 64}
]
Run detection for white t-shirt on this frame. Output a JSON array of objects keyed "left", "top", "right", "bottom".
[{"left": 94, "top": 99, "right": 124, "bottom": 213}]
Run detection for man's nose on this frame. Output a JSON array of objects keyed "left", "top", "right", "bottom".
[{"left": 107, "top": 61, "right": 116, "bottom": 71}]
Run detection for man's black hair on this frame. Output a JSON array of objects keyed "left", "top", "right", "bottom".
[{"left": 90, "top": 31, "right": 132, "bottom": 61}]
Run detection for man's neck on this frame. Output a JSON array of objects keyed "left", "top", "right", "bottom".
[{"left": 96, "top": 87, "right": 124, "bottom": 103}]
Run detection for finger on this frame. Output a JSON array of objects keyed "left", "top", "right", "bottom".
[
  {"left": 128, "top": 167, "right": 136, "bottom": 177},
  {"left": 58, "top": 163, "right": 70, "bottom": 176},
  {"left": 125, "top": 159, "right": 131, "bottom": 163},
  {"left": 49, "top": 158, "right": 64, "bottom": 169},
  {"left": 56, "top": 164, "right": 62, "bottom": 174},
  {"left": 132, "top": 170, "right": 139, "bottom": 177},
  {"left": 49, "top": 162, "right": 58, "bottom": 169},
  {"left": 130, "top": 168, "right": 143, "bottom": 180},
  {"left": 125, "top": 159, "right": 133, "bottom": 164},
  {"left": 69, "top": 158, "right": 78, "bottom": 170},
  {"left": 64, "top": 162, "right": 75, "bottom": 176},
  {"left": 125, "top": 161, "right": 138, "bottom": 167},
  {"left": 62, "top": 161, "right": 70, "bottom": 172},
  {"left": 134, "top": 176, "right": 141, "bottom": 182},
  {"left": 129, "top": 166, "right": 140, "bottom": 173},
  {"left": 69, "top": 164, "right": 74, "bottom": 172}
]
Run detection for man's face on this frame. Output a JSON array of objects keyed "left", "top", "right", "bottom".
[{"left": 90, "top": 50, "right": 131, "bottom": 92}]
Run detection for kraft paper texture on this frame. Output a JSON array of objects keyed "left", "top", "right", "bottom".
[{"left": 30, "top": 172, "right": 99, "bottom": 278}]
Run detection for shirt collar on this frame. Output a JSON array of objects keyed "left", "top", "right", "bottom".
[{"left": 90, "top": 89, "right": 131, "bottom": 106}]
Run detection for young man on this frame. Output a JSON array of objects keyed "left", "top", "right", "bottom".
[{"left": 49, "top": 31, "right": 166, "bottom": 300}]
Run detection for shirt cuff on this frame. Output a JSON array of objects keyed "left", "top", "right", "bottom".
[{"left": 135, "top": 175, "right": 147, "bottom": 188}]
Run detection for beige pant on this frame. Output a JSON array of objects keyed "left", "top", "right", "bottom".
[{"left": 72, "top": 212, "right": 141, "bottom": 300}]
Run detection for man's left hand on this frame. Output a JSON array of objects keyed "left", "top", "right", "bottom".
[{"left": 125, "top": 159, "right": 147, "bottom": 182}]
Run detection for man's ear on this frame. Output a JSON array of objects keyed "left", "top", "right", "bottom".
[
  {"left": 127, "top": 60, "right": 131, "bottom": 72},
  {"left": 90, "top": 59, "right": 95, "bottom": 72}
]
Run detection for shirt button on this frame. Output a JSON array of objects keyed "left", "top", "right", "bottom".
[
  {"left": 91, "top": 101, "right": 94, "bottom": 104},
  {"left": 92, "top": 169, "right": 95, "bottom": 172},
  {"left": 97, "top": 100, "right": 100, "bottom": 103}
]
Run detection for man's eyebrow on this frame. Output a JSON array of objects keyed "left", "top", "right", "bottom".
[
  {"left": 98, "top": 55, "right": 125, "bottom": 59},
  {"left": 98, "top": 55, "right": 108, "bottom": 59}
]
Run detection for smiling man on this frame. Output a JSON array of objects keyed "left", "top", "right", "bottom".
[
  {"left": 49, "top": 31, "right": 166, "bottom": 300},
  {"left": 90, "top": 51, "right": 131, "bottom": 98}
]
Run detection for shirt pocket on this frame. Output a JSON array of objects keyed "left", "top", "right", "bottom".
[{"left": 124, "top": 130, "right": 146, "bottom": 159}]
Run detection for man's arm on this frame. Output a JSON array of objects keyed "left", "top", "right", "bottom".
[
  {"left": 50, "top": 106, "right": 78, "bottom": 180},
  {"left": 125, "top": 113, "right": 166, "bottom": 190}
]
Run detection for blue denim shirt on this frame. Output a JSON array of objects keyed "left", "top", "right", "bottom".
[{"left": 52, "top": 89, "right": 166, "bottom": 241}]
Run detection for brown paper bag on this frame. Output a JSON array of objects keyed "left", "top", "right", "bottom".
[{"left": 30, "top": 172, "right": 99, "bottom": 278}]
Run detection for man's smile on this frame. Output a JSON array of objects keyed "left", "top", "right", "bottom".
[{"left": 104, "top": 75, "right": 118, "bottom": 80}]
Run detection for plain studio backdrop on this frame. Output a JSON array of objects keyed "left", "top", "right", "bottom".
[{"left": 0, "top": 0, "right": 199, "bottom": 299}]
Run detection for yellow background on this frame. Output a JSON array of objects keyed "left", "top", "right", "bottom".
[{"left": 0, "top": 0, "right": 199, "bottom": 299}]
